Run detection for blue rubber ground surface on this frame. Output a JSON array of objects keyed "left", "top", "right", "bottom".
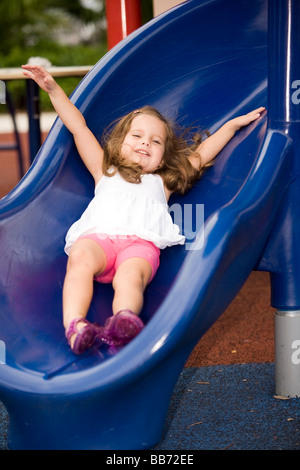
[
  {"left": 1, "top": 362, "right": 299, "bottom": 450},
  {"left": 155, "top": 364, "right": 300, "bottom": 450}
]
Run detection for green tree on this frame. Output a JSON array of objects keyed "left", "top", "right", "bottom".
[
  {"left": 0, "top": 0, "right": 106, "bottom": 110},
  {"left": 0, "top": 0, "right": 105, "bottom": 56},
  {"left": 0, "top": 0, "right": 153, "bottom": 111}
]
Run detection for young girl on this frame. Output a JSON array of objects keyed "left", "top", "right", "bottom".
[{"left": 22, "top": 64, "right": 265, "bottom": 355}]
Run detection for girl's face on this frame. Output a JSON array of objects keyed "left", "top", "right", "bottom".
[{"left": 121, "top": 114, "right": 166, "bottom": 173}]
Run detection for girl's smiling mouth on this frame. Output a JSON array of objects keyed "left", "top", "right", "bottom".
[{"left": 136, "top": 149, "right": 150, "bottom": 157}]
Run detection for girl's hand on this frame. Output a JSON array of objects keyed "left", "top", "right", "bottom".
[
  {"left": 22, "top": 64, "right": 56, "bottom": 94},
  {"left": 232, "top": 106, "right": 266, "bottom": 131},
  {"left": 21, "top": 64, "right": 104, "bottom": 183},
  {"left": 194, "top": 106, "right": 266, "bottom": 167}
]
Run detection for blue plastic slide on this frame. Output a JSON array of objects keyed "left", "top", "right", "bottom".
[{"left": 0, "top": 0, "right": 299, "bottom": 449}]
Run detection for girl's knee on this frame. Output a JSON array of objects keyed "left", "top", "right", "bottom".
[
  {"left": 68, "top": 245, "right": 90, "bottom": 268},
  {"left": 67, "top": 239, "right": 106, "bottom": 274},
  {"left": 113, "top": 258, "right": 152, "bottom": 291}
]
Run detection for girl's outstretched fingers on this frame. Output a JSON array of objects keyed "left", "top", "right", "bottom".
[
  {"left": 21, "top": 64, "right": 56, "bottom": 93},
  {"left": 251, "top": 106, "right": 266, "bottom": 119},
  {"left": 234, "top": 106, "right": 266, "bottom": 130}
]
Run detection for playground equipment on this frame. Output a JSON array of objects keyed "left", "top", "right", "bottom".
[
  {"left": 106, "top": 0, "right": 142, "bottom": 49},
  {"left": 0, "top": 0, "right": 299, "bottom": 450}
]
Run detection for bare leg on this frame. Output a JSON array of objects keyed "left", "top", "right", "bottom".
[
  {"left": 94, "top": 257, "right": 153, "bottom": 346},
  {"left": 112, "top": 257, "right": 153, "bottom": 315},
  {"left": 63, "top": 238, "right": 107, "bottom": 346}
]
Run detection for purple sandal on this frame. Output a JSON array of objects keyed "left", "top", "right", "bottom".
[
  {"left": 100, "top": 310, "right": 144, "bottom": 347},
  {"left": 65, "top": 318, "right": 97, "bottom": 355}
]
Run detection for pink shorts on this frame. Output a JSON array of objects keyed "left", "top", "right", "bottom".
[{"left": 78, "top": 233, "right": 160, "bottom": 284}]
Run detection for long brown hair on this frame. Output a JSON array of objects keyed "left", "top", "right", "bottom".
[{"left": 101, "top": 106, "right": 211, "bottom": 195}]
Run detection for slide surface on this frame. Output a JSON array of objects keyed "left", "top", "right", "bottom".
[{"left": 0, "top": 0, "right": 293, "bottom": 449}]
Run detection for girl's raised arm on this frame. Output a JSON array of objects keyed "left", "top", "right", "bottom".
[
  {"left": 190, "top": 107, "right": 265, "bottom": 169},
  {"left": 22, "top": 65, "right": 103, "bottom": 184}
]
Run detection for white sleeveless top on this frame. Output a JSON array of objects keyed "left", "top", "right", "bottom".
[{"left": 64, "top": 171, "right": 185, "bottom": 252}]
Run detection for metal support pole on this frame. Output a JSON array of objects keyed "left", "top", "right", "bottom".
[
  {"left": 267, "top": 0, "right": 300, "bottom": 397},
  {"left": 26, "top": 79, "right": 41, "bottom": 163},
  {"left": 105, "top": 0, "right": 142, "bottom": 49},
  {"left": 275, "top": 311, "right": 300, "bottom": 397},
  {"left": 268, "top": 0, "right": 300, "bottom": 127}
]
